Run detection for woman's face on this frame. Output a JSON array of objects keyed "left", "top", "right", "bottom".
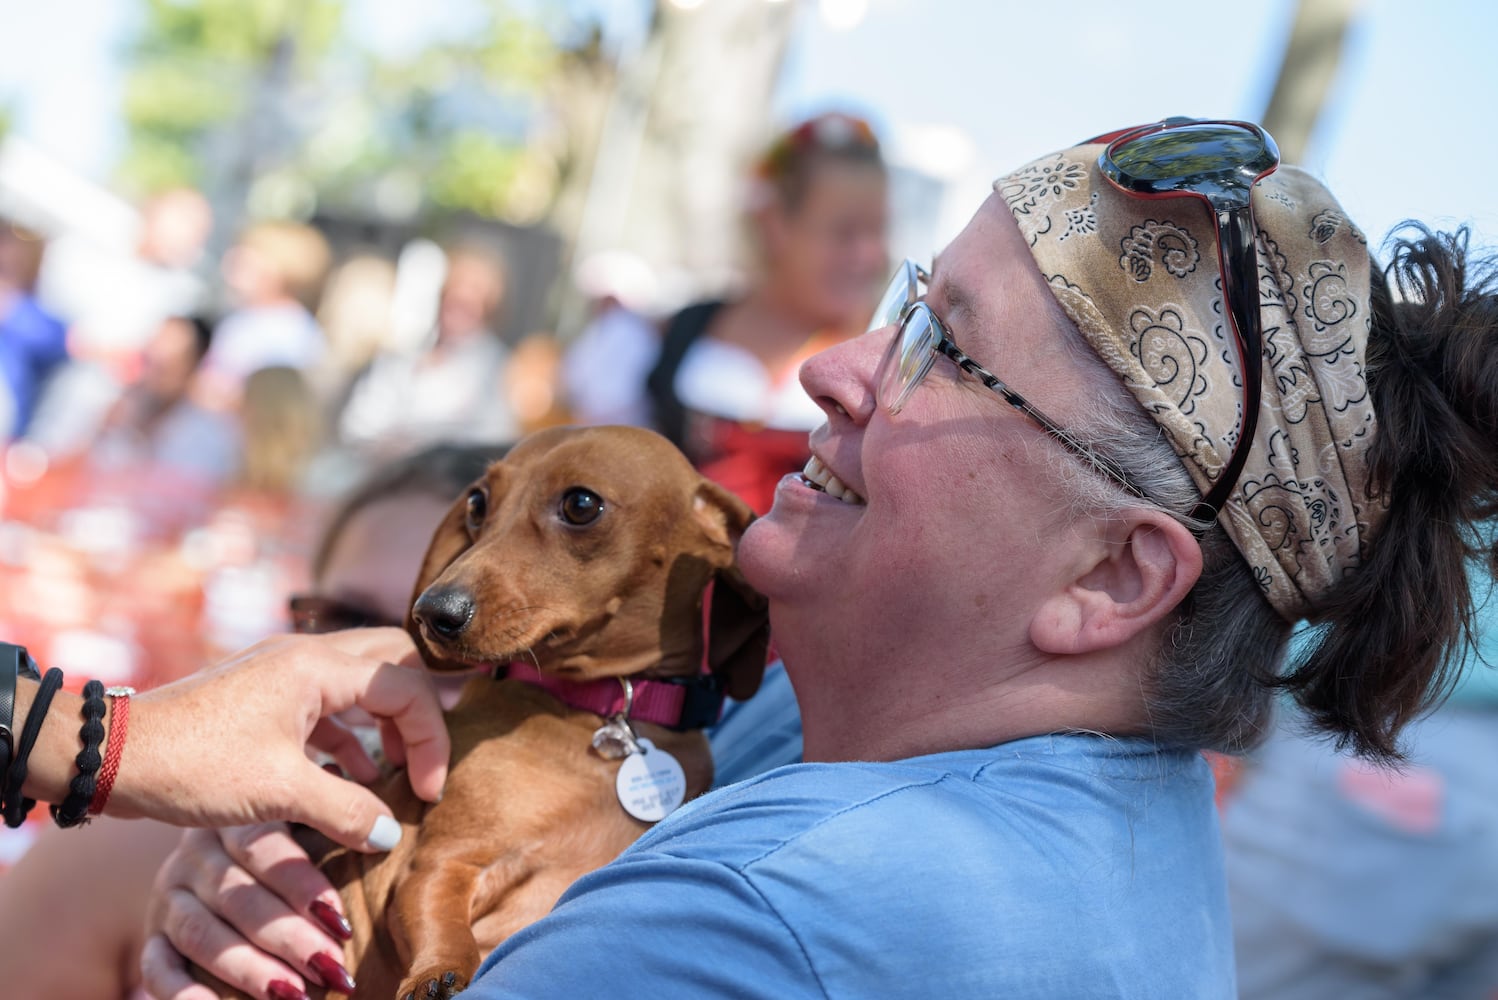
[
  {"left": 741, "top": 193, "right": 1100, "bottom": 668},
  {"left": 763, "top": 159, "right": 889, "bottom": 331}
]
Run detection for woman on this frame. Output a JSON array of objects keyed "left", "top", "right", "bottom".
[
  {"left": 646, "top": 110, "right": 889, "bottom": 514},
  {"left": 144, "top": 118, "right": 1498, "bottom": 998}
]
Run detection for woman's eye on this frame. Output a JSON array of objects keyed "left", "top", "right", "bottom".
[
  {"left": 465, "top": 489, "right": 487, "bottom": 534},
  {"left": 559, "top": 487, "right": 604, "bottom": 526}
]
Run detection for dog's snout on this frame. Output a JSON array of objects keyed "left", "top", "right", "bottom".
[{"left": 413, "top": 586, "right": 477, "bottom": 639}]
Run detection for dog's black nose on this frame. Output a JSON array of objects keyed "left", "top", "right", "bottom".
[{"left": 413, "top": 586, "right": 476, "bottom": 639}]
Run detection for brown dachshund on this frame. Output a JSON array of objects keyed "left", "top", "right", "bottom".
[{"left": 196, "top": 425, "right": 769, "bottom": 1000}]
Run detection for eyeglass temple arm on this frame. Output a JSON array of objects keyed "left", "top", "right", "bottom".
[{"left": 1192, "top": 205, "right": 1263, "bottom": 522}]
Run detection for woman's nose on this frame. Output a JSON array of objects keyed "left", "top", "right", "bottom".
[{"left": 800, "top": 326, "right": 889, "bottom": 425}]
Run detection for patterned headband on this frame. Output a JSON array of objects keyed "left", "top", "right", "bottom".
[{"left": 995, "top": 147, "right": 1386, "bottom": 620}]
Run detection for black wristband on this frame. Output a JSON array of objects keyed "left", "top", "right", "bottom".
[
  {"left": 50, "top": 679, "right": 106, "bottom": 828},
  {"left": 4, "top": 667, "right": 64, "bottom": 828},
  {"left": 0, "top": 644, "right": 20, "bottom": 803}
]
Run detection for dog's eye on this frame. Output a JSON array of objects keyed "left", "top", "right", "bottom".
[
  {"left": 465, "top": 489, "right": 487, "bottom": 535},
  {"left": 559, "top": 487, "right": 604, "bottom": 526}
]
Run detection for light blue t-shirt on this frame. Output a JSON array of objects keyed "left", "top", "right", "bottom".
[{"left": 468, "top": 732, "right": 1234, "bottom": 998}]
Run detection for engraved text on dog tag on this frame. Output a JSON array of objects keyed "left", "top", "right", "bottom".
[{"left": 615, "top": 739, "right": 686, "bottom": 822}]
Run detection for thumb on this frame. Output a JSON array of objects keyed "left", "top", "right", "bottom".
[{"left": 289, "top": 762, "right": 406, "bottom": 854}]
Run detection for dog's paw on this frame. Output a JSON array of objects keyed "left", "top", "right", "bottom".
[{"left": 399, "top": 969, "right": 465, "bottom": 1000}]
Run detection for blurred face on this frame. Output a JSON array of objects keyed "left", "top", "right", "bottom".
[
  {"left": 316, "top": 492, "right": 455, "bottom": 628},
  {"left": 763, "top": 159, "right": 888, "bottom": 330},
  {"left": 140, "top": 317, "right": 202, "bottom": 399},
  {"left": 740, "top": 193, "right": 1099, "bottom": 668},
  {"left": 437, "top": 256, "right": 504, "bottom": 342}
]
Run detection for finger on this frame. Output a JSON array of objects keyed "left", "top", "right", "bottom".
[
  {"left": 199, "top": 825, "right": 347, "bottom": 959},
  {"left": 219, "top": 823, "right": 346, "bottom": 932},
  {"left": 155, "top": 886, "right": 309, "bottom": 1000},
  {"left": 307, "top": 717, "right": 380, "bottom": 785},
  {"left": 313, "top": 625, "right": 418, "bottom": 663},
  {"left": 139, "top": 933, "right": 221, "bottom": 1000},
  {"left": 287, "top": 764, "right": 405, "bottom": 854},
  {"left": 378, "top": 717, "right": 406, "bottom": 770},
  {"left": 349, "top": 664, "right": 449, "bottom": 802}
]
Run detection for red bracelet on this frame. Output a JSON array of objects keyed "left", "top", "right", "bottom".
[{"left": 89, "top": 686, "right": 134, "bottom": 816}]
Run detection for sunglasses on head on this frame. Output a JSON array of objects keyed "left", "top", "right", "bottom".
[
  {"left": 287, "top": 594, "right": 403, "bottom": 635},
  {"left": 1091, "top": 117, "right": 1280, "bottom": 522}
]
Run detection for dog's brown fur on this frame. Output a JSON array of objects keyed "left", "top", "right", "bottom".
[{"left": 196, "top": 426, "right": 769, "bottom": 999}]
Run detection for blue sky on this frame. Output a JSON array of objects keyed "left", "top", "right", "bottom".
[{"left": 1, "top": 0, "right": 1494, "bottom": 254}]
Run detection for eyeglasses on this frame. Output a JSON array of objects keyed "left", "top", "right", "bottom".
[
  {"left": 870, "top": 258, "right": 1150, "bottom": 502},
  {"left": 287, "top": 594, "right": 403, "bottom": 635},
  {"left": 1092, "top": 118, "right": 1280, "bottom": 522}
]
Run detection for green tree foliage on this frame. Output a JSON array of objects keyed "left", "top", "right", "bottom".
[{"left": 120, "top": 0, "right": 581, "bottom": 223}]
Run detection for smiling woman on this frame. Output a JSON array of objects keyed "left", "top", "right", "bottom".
[{"left": 146, "top": 116, "right": 1498, "bottom": 1000}]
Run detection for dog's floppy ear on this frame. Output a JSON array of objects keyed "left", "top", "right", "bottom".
[{"left": 692, "top": 479, "right": 770, "bottom": 701}]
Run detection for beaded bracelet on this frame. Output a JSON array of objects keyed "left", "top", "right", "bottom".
[
  {"left": 51, "top": 679, "right": 106, "bottom": 828},
  {"left": 3, "top": 667, "right": 64, "bottom": 828}
]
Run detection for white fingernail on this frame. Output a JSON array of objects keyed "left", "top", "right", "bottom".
[{"left": 366, "top": 814, "right": 401, "bottom": 851}]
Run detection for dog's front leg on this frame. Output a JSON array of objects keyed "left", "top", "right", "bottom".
[{"left": 389, "top": 844, "right": 505, "bottom": 1000}]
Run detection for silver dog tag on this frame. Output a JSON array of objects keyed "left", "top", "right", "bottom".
[
  {"left": 616, "top": 739, "right": 686, "bottom": 822},
  {"left": 590, "top": 715, "right": 640, "bottom": 760}
]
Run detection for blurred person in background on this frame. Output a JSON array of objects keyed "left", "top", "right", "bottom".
[
  {"left": 311, "top": 253, "right": 399, "bottom": 420},
  {"left": 194, "top": 220, "right": 331, "bottom": 413},
  {"left": 237, "top": 365, "right": 324, "bottom": 498},
  {"left": 0, "top": 441, "right": 504, "bottom": 1000},
  {"left": 88, "top": 314, "right": 240, "bottom": 487},
  {"left": 337, "top": 242, "right": 520, "bottom": 459},
  {"left": 1224, "top": 532, "right": 1498, "bottom": 999},
  {"left": 0, "top": 218, "right": 68, "bottom": 438},
  {"left": 560, "top": 250, "right": 662, "bottom": 427},
  {"left": 30, "top": 187, "right": 215, "bottom": 458},
  {"left": 646, "top": 110, "right": 888, "bottom": 515}
]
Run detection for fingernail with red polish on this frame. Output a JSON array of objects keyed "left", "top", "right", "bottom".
[
  {"left": 310, "top": 898, "right": 353, "bottom": 941},
  {"left": 322, "top": 761, "right": 346, "bottom": 778},
  {"left": 267, "top": 981, "right": 310, "bottom": 1000},
  {"left": 308, "top": 951, "right": 357, "bottom": 994}
]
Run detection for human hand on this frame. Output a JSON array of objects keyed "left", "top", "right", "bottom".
[
  {"left": 140, "top": 823, "right": 351, "bottom": 1000},
  {"left": 113, "top": 628, "right": 447, "bottom": 851}
]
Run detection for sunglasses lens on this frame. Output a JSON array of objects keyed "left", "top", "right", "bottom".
[
  {"left": 1104, "top": 121, "right": 1278, "bottom": 209},
  {"left": 289, "top": 595, "right": 395, "bottom": 634},
  {"left": 877, "top": 306, "right": 940, "bottom": 414}
]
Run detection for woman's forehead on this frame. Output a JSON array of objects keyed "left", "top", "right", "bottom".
[{"left": 930, "top": 197, "right": 1052, "bottom": 341}]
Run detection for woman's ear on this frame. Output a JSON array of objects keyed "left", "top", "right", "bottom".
[{"left": 1029, "top": 512, "right": 1202, "bottom": 656}]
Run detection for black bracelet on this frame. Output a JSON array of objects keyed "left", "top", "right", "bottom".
[
  {"left": 0, "top": 644, "right": 21, "bottom": 804},
  {"left": 50, "top": 679, "right": 106, "bottom": 828},
  {"left": 4, "top": 667, "right": 64, "bottom": 828}
]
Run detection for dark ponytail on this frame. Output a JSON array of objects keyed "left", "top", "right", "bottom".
[{"left": 1280, "top": 224, "right": 1498, "bottom": 761}]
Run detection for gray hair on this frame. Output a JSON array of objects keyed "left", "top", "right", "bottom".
[{"left": 1049, "top": 320, "right": 1287, "bottom": 754}]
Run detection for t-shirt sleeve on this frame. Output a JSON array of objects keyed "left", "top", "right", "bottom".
[{"left": 465, "top": 851, "right": 822, "bottom": 998}]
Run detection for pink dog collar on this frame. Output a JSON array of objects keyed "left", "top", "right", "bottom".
[{"left": 500, "top": 663, "right": 724, "bottom": 731}]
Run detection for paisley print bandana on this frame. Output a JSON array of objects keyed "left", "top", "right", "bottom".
[{"left": 994, "top": 146, "right": 1384, "bottom": 620}]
